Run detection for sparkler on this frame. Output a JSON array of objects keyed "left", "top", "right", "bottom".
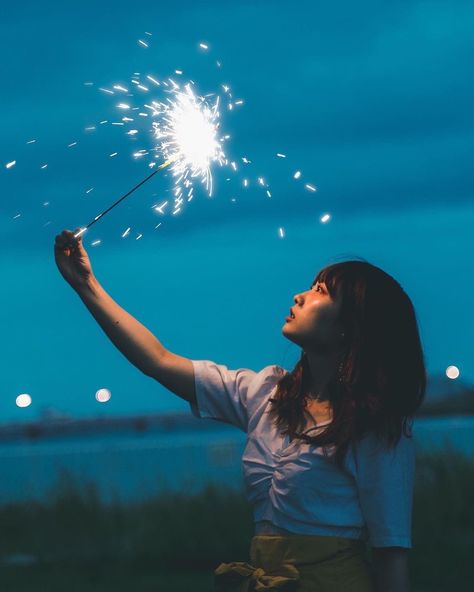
[{"left": 74, "top": 82, "right": 225, "bottom": 239}]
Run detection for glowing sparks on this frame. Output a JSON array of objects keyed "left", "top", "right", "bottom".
[
  {"left": 113, "top": 84, "right": 128, "bottom": 92},
  {"left": 91, "top": 239, "right": 101, "bottom": 246},
  {"left": 5, "top": 160, "right": 16, "bottom": 169},
  {"left": 276, "top": 153, "right": 286, "bottom": 158},
  {"left": 121, "top": 227, "right": 131, "bottom": 238},
  {"left": 117, "top": 103, "right": 131, "bottom": 109},
  {"left": 138, "top": 39, "right": 148, "bottom": 48},
  {"left": 154, "top": 200, "right": 168, "bottom": 214},
  {"left": 293, "top": 170, "right": 301, "bottom": 179},
  {"left": 305, "top": 183, "right": 317, "bottom": 192},
  {"left": 152, "top": 82, "right": 226, "bottom": 198},
  {"left": 446, "top": 365, "right": 460, "bottom": 379},
  {"left": 109, "top": 152, "right": 118, "bottom": 157},
  {"left": 199, "top": 42, "right": 209, "bottom": 50},
  {"left": 320, "top": 213, "right": 331, "bottom": 223},
  {"left": 278, "top": 227, "right": 285, "bottom": 238},
  {"left": 146, "top": 75, "right": 160, "bottom": 86}
]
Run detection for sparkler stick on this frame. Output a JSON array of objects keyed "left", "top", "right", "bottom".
[
  {"left": 74, "top": 82, "right": 225, "bottom": 240},
  {"left": 73, "top": 158, "right": 173, "bottom": 238}
]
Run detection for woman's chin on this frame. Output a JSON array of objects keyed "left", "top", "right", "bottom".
[{"left": 282, "top": 323, "right": 301, "bottom": 345}]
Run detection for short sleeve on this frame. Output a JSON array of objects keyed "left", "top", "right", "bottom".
[
  {"left": 189, "top": 360, "right": 261, "bottom": 432},
  {"left": 354, "top": 430, "right": 416, "bottom": 549}
]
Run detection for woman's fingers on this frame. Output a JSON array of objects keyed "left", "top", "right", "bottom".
[{"left": 55, "top": 228, "right": 81, "bottom": 252}]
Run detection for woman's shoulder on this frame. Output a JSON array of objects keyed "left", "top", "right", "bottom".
[
  {"left": 351, "top": 426, "right": 415, "bottom": 466},
  {"left": 249, "top": 364, "right": 287, "bottom": 392}
]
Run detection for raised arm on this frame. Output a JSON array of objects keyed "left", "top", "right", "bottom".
[{"left": 54, "top": 229, "right": 196, "bottom": 405}]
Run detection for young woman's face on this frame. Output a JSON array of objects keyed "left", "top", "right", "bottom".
[{"left": 282, "top": 280, "right": 344, "bottom": 354}]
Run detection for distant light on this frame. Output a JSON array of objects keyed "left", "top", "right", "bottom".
[
  {"left": 16, "top": 394, "right": 32, "bottom": 408},
  {"left": 446, "top": 365, "right": 460, "bottom": 380},
  {"left": 320, "top": 213, "right": 331, "bottom": 223},
  {"left": 95, "top": 388, "right": 111, "bottom": 403}
]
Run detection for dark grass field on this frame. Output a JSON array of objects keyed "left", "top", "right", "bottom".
[{"left": 0, "top": 447, "right": 472, "bottom": 591}]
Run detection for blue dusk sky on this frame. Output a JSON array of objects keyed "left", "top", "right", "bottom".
[{"left": 0, "top": 0, "right": 473, "bottom": 422}]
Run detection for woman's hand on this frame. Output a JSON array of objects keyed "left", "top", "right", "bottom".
[{"left": 54, "top": 228, "right": 95, "bottom": 291}]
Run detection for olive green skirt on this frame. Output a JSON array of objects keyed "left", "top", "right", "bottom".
[{"left": 213, "top": 533, "right": 375, "bottom": 591}]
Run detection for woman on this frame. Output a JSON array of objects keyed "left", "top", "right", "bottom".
[{"left": 54, "top": 229, "right": 425, "bottom": 592}]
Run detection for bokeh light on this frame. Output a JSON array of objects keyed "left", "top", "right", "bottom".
[
  {"left": 95, "top": 388, "right": 112, "bottom": 403},
  {"left": 446, "top": 365, "right": 460, "bottom": 379},
  {"left": 16, "top": 393, "right": 32, "bottom": 408}
]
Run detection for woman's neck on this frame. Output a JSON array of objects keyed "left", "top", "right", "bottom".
[{"left": 304, "top": 349, "right": 341, "bottom": 400}]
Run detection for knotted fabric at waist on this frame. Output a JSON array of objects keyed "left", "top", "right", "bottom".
[{"left": 214, "top": 533, "right": 368, "bottom": 591}]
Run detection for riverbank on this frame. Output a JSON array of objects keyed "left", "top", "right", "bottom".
[{"left": 0, "top": 447, "right": 472, "bottom": 591}]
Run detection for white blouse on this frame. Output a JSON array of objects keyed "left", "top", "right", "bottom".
[{"left": 189, "top": 359, "right": 416, "bottom": 548}]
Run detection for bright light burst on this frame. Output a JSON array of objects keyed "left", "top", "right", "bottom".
[{"left": 151, "top": 83, "right": 225, "bottom": 198}]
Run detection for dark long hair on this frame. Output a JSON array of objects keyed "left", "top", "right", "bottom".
[{"left": 268, "top": 260, "right": 426, "bottom": 470}]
